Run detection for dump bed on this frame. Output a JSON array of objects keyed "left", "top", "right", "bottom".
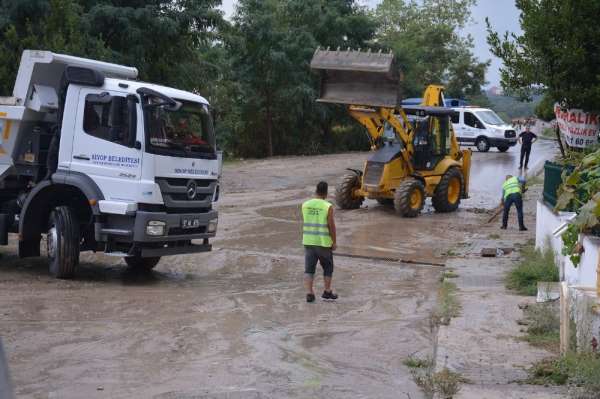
[{"left": 0, "top": 50, "right": 139, "bottom": 179}]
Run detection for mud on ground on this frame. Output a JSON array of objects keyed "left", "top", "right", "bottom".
[{"left": 0, "top": 144, "right": 557, "bottom": 398}]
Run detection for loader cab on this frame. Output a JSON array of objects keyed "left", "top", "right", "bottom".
[{"left": 404, "top": 107, "right": 455, "bottom": 170}]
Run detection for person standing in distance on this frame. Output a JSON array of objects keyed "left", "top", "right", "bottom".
[
  {"left": 518, "top": 125, "right": 537, "bottom": 169},
  {"left": 302, "top": 181, "right": 337, "bottom": 303}
]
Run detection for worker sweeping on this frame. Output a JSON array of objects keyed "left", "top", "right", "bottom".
[
  {"left": 302, "top": 181, "right": 338, "bottom": 303},
  {"left": 501, "top": 175, "right": 527, "bottom": 231}
]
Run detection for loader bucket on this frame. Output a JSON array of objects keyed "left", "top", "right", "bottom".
[{"left": 310, "top": 48, "right": 400, "bottom": 108}]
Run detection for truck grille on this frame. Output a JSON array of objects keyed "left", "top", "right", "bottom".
[
  {"left": 504, "top": 130, "right": 516, "bottom": 138},
  {"left": 364, "top": 162, "right": 384, "bottom": 186},
  {"left": 155, "top": 177, "right": 217, "bottom": 211}
]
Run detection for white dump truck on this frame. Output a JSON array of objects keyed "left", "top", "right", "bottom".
[{"left": 0, "top": 50, "right": 221, "bottom": 277}]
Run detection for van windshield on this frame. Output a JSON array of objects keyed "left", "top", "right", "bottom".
[
  {"left": 144, "top": 97, "right": 216, "bottom": 159},
  {"left": 475, "top": 110, "right": 504, "bottom": 126}
]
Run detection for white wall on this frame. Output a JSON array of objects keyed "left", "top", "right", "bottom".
[{"left": 536, "top": 200, "right": 599, "bottom": 288}]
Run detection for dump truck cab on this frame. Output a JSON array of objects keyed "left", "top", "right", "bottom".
[{"left": 0, "top": 51, "right": 221, "bottom": 277}]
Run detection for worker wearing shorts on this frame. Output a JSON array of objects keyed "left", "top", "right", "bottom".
[{"left": 302, "top": 181, "right": 337, "bottom": 303}]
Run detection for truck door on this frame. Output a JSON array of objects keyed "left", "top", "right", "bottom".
[{"left": 70, "top": 88, "right": 142, "bottom": 201}]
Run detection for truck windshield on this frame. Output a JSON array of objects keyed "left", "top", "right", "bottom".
[
  {"left": 475, "top": 110, "right": 504, "bottom": 126},
  {"left": 144, "top": 98, "right": 216, "bottom": 158}
]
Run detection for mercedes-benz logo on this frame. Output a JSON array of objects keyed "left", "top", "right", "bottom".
[{"left": 186, "top": 180, "right": 197, "bottom": 200}]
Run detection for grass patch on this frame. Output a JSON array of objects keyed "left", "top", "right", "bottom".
[
  {"left": 527, "top": 353, "right": 600, "bottom": 397},
  {"left": 506, "top": 244, "right": 559, "bottom": 296},
  {"left": 442, "top": 271, "right": 459, "bottom": 279},
  {"left": 403, "top": 356, "right": 432, "bottom": 369},
  {"left": 411, "top": 366, "right": 463, "bottom": 399},
  {"left": 433, "top": 281, "right": 461, "bottom": 326},
  {"left": 522, "top": 302, "right": 560, "bottom": 353},
  {"left": 488, "top": 233, "right": 501, "bottom": 240},
  {"left": 443, "top": 248, "right": 458, "bottom": 257}
]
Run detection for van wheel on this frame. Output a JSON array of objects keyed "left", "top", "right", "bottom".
[
  {"left": 125, "top": 256, "right": 161, "bottom": 271},
  {"left": 47, "top": 206, "right": 79, "bottom": 279},
  {"left": 475, "top": 137, "right": 490, "bottom": 152},
  {"left": 497, "top": 146, "right": 509, "bottom": 152}
]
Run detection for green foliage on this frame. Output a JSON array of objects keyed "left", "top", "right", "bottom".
[
  {"left": 522, "top": 302, "right": 560, "bottom": 353},
  {"left": 487, "top": 93, "right": 540, "bottom": 120},
  {"left": 556, "top": 148, "right": 600, "bottom": 266},
  {"left": 528, "top": 353, "right": 600, "bottom": 396},
  {"left": 487, "top": 0, "right": 600, "bottom": 111},
  {"left": 432, "top": 280, "right": 461, "bottom": 325},
  {"left": 0, "top": 0, "right": 492, "bottom": 159},
  {"left": 403, "top": 356, "right": 432, "bottom": 369},
  {"left": 506, "top": 245, "right": 559, "bottom": 296},
  {"left": 374, "top": 0, "right": 489, "bottom": 98},
  {"left": 222, "top": 0, "right": 375, "bottom": 158},
  {"left": 535, "top": 93, "right": 557, "bottom": 121}
]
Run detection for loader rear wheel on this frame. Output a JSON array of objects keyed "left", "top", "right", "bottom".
[
  {"left": 432, "top": 168, "right": 463, "bottom": 213},
  {"left": 46, "top": 206, "right": 79, "bottom": 279},
  {"left": 336, "top": 173, "right": 364, "bottom": 209},
  {"left": 497, "top": 146, "right": 509, "bottom": 152},
  {"left": 125, "top": 256, "right": 161, "bottom": 271},
  {"left": 394, "top": 178, "right": 425, "bottom": 217}
]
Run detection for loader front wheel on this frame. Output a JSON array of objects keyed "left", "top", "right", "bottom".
[
  {"left": 336, "top": 174, "right": 364, "bottom": 209},
  {"left": 394, "top": 178, "right": 425, "bottom": 217},
  {"left": 432, "top": 168, "right": 463, "bottom": 213},
  {"left": 46, "top": 206, "right": 79, "bottom": 279}
]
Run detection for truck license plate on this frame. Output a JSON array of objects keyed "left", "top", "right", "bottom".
[{"left": 181, "top": 218, "right": 201, "bottom": 229}]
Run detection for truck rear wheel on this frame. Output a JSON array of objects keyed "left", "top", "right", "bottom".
[
  {"left": 125, "top": 256, "right": 161, "bottom": 271},
  {"left": 46, "top": 206, "right": 79, "bottom": 279},
  {"left": 497, "top": 146, "right": 509, "bottom": 152},
  {"left": 432, "top": 168, "right": 463, "bottom": 213},
  {"left": 335, "top": 173, "right": 364, "bottom": 209},
  {"left": 394, "top": 178, "right": 425, "bottom": 217}
]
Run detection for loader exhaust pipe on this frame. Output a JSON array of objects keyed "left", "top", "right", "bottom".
[{"left": 310, "top": 47, "right": 401, "bottom": 108}]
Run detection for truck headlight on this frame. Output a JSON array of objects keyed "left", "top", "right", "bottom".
[
  {"left": 207, "top": 219, "right": 218, "bottom": 233},
  {"left": 146, "top": 220, "right": 166, "bottom": 236}
]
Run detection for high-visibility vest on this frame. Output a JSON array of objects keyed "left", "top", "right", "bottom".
[
  {"left": 502, "top": 176, "right": 522, "bottom": 200},
  {"left": 302, "top": 198, "right": 333, "bottom": 247}
]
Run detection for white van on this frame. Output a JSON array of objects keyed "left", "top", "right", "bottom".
[{"left": 451, "top": 107, "right": 517, "bottom": 152}]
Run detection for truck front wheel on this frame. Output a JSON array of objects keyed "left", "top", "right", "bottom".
[
  {"left": 47, "top": 206, "right": 80, "bottom": 279},
  {"left": 124, "top": 256, "right": 161, "bottom": 271}
]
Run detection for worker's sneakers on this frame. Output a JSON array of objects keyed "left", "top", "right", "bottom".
[
  {"left": 500, "top": 225, "right": 507, "bottom": 230},
  {"left": 520, "top": 226, "right": 528, "bottom": 231},
  {"left": 322, "top": 290, "right": 338, "bottom": 300},
  {"left": 306, "top": 293, "right": 316, "bottom": 303}
]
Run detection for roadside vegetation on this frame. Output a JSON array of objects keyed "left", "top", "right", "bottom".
[
  {"left": 506, "top": 244, "right": 559, "bottom": 296},
  {"left": 404, "top": 356, "right": 463, "bottom": 399},
  {"left": 528, "top": 353, "right": 600, "bottom": 398},
  {"left": 521, "top": 302, "right": 560, "bottom": 353},
  {"left": 433, "top": 280, "right": 461, "bottom": 326}
]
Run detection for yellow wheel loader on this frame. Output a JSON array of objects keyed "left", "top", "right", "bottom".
[{"left": 310, "top": 48, "right": 471, "bottom": 217}]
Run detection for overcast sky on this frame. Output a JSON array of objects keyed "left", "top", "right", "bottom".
[{"left": 219, "top": 0, "right": 522, "bottom": 88}]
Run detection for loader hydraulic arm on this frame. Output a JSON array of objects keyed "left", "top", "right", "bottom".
[{"left": 348, "top": 106, "right": 415, "bottom": 174}]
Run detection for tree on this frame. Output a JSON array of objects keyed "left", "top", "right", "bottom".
[
  {"left": 373, "top": 0, "right": 490, "bottom": 98},
  {"left": 487, "top": 0, "right": 600, "bottom": 111},
  {"left": 224, "top": 0, "right": 375, "bottom": 157}
]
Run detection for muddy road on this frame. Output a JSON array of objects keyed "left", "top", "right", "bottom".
[{"left": 0, "top": 141, "right": 557, "bottom": 398}]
